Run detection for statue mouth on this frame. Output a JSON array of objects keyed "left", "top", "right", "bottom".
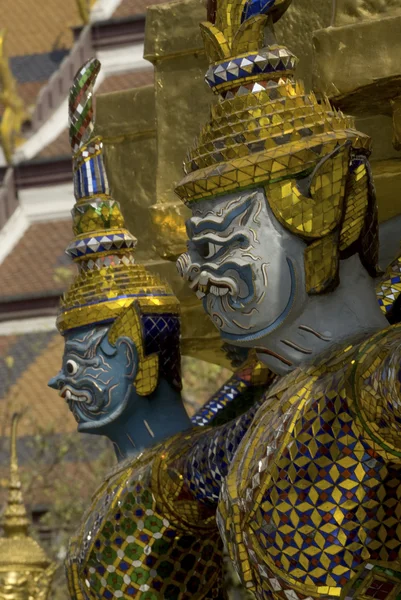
[
  {"left": 195, "top": 280, "right": 232, "bottom": 298},
  {"left": 59, "top": 385, "right": 95, "bottom": 422},
  {"left": 190, "top": 271, "right": 238, "bottom": 299}
]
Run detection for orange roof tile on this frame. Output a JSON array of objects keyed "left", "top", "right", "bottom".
[
  {"left": 0, "top": 220, "right": 74, "bottom": 301},
  {"left": 4, "top": 0, "right": 82, "bottom": 58},
  {"left": 0, "top": 332, "right": 75, "bottom": 436},
  {"left": 18, "top": 81, "right": 46, "bottom": 109},
  {"left": 37, "top": 130, "right": 70, "bottom": 159}
]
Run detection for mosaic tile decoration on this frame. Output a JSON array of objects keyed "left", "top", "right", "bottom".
[
  {"left": 376, "top": 256, "right": 401, "bottom": 316},
  {"left": 58, "top": 57, "right": 180, "bottom": 341},
  {"left": 175, "top": 0, "right": 380, "bottom": 294},
  {"left": 191, "top": 352, "right": 275, "bottom": 426},
  {"left": 217, "top": 325, "right": 401, "bottom": 599},
  {"left": 66, "top": 432, "right": 225, "bottom": 600}
]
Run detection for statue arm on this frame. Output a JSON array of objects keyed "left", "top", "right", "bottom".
[
  {"left": 191, "top": 351, "right": 275, "bottom": 427},
  {"left": 185, "top": 402, "right": 261, "bottom": 504}
]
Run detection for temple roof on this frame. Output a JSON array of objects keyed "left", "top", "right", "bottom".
[{"left": 0, "top": 220, "right": 73, "bottom": 304}]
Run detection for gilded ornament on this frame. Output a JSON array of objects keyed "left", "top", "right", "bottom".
[
  {"left": 0, "top": 30, "right": 29, "bottom": 163},
  {"left": 0, "top": 415, "right": 56, "bottom": 600}
]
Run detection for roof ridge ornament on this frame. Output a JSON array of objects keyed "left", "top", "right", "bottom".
[{"left": 0, "top": 29, "right": 30, "bottom": 164}]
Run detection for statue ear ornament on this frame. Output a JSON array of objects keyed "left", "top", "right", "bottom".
[
  {"left": 108, "top": 302, "right": 159, "bottom": 396},
  {"left": 57, "top": 57, "right": 180, "bottom": 393},
  {"left": 174, "top": 0, "right": 381, "bottom": 294}
]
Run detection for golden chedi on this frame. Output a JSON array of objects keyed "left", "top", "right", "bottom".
[{"left": 0, "top": 415, "right": 56, "bottom": 600}]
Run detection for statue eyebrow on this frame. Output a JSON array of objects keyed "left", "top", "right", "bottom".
[
  {"left": 65, "top": 329, "right": 104, "bottom": 358},
  {"left": 189, "top": 197, "right": 253, "bottom": 235},
  {"left": 64, "top": 341, "right": 90, "bottom": 357}
]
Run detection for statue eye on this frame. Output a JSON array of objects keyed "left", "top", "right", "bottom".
[
  {"left": 66, "top": 359, "right": 79, "bottom": 376},
  {"left": 204, "top": 242, "right": 223, "bottom": 259}
]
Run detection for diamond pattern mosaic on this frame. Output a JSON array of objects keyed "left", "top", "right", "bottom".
[
  {"left": 66, "top": 433, "right": 225, "bottom": 599},
  {"left": 205, "top": 47, "right": 298, "bottom": 93},
  {"left": 377, "top": 256, "right": 401, "bottom": 315},
  {"left": 218, "top": 326, "right": 401, "bottom": 598}
]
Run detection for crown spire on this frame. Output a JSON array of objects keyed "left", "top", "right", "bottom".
[
  {"left": 175, "top": 0, "right": 371, "bottom": 205},
  {"left": 57, "top": 58, "right": 179, "bottom": 335},
  {"left": 0, "top": 414, "right": 30, "bottom": 538},
  {"left": 200, "top": 0, "right": 296, "bottom": 96}
]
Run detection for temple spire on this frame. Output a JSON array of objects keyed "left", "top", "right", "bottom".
[{"left": 0, "top": 413, "right": 30, "bottom": 538}]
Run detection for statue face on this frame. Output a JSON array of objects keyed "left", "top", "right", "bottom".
[
  {"left": 48, "top": 326, "right": 137, "bottom": 432},
  {"left": 177, "top": 189, "right": 307, "bottom": 346}
]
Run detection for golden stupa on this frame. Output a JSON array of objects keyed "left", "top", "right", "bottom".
[{"left": 0, "top": 415, "right": 56, "bottom": 600}]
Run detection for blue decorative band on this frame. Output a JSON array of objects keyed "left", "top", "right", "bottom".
[{"left": 74, "top": 154, "right": 110, "bottom": 200}]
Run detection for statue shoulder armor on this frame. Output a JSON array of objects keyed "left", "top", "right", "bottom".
[
  {"left": 67, "top": 431, "right": 223, "bottom": 600},
  {"left": 348, "top": 323, "right": 401, "bottom": 461}
]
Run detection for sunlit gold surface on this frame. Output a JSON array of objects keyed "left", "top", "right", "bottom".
[
  {"left": 334, "top": 0, "right": 401, "bottom": 26},
  {"left": 312, "top": 13, "right": 401, "bottom": 225}
]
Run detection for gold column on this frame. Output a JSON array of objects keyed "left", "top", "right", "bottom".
[
  {"left": 143, "top": 0, "right": 231, "bottom": 364},
  {"left": 96, "top": 86, "right": 158, "bottom": 263},
  {"left": 312, "top": 8, "right": 401, "bottom": 223}
]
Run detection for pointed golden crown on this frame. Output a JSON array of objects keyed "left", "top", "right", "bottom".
[
  {"left": 175, "top": 0, "right": 379, "bottom": 294},
  {"left": 57, "top": 58, "right": 179, "bottom": 335},
  {"left": 175, "top": 0, "right": 371, "bottom": 205}
]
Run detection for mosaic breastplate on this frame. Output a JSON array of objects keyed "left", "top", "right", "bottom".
[
  {"left": 218, "top": 326, "right": 401, "bottom": 600},
  {"left": 66, "top": 431, "right": 225, "bottom": 600}
]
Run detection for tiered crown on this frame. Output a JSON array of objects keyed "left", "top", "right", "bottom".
[
  {"left": 175, "top": 0, "right": 371, "bottom": 205},
  {"left": 57, "top": 58, "right": 179, "bottom": 334}
]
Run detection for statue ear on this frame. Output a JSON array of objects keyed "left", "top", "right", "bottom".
[{"left": 107, "top": 302, "right": 159, "bottom": 396}]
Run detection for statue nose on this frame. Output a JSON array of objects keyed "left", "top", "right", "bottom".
[{"left": 47, "top": 373, "right": 64, "bottom": 390}]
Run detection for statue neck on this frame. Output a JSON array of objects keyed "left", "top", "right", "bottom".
[
  {"left": 257, "top": 255, "right": 389, "bottom": 376},
  {"left": 100, "top": 379, "right": 191, "bottom": 462}
]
